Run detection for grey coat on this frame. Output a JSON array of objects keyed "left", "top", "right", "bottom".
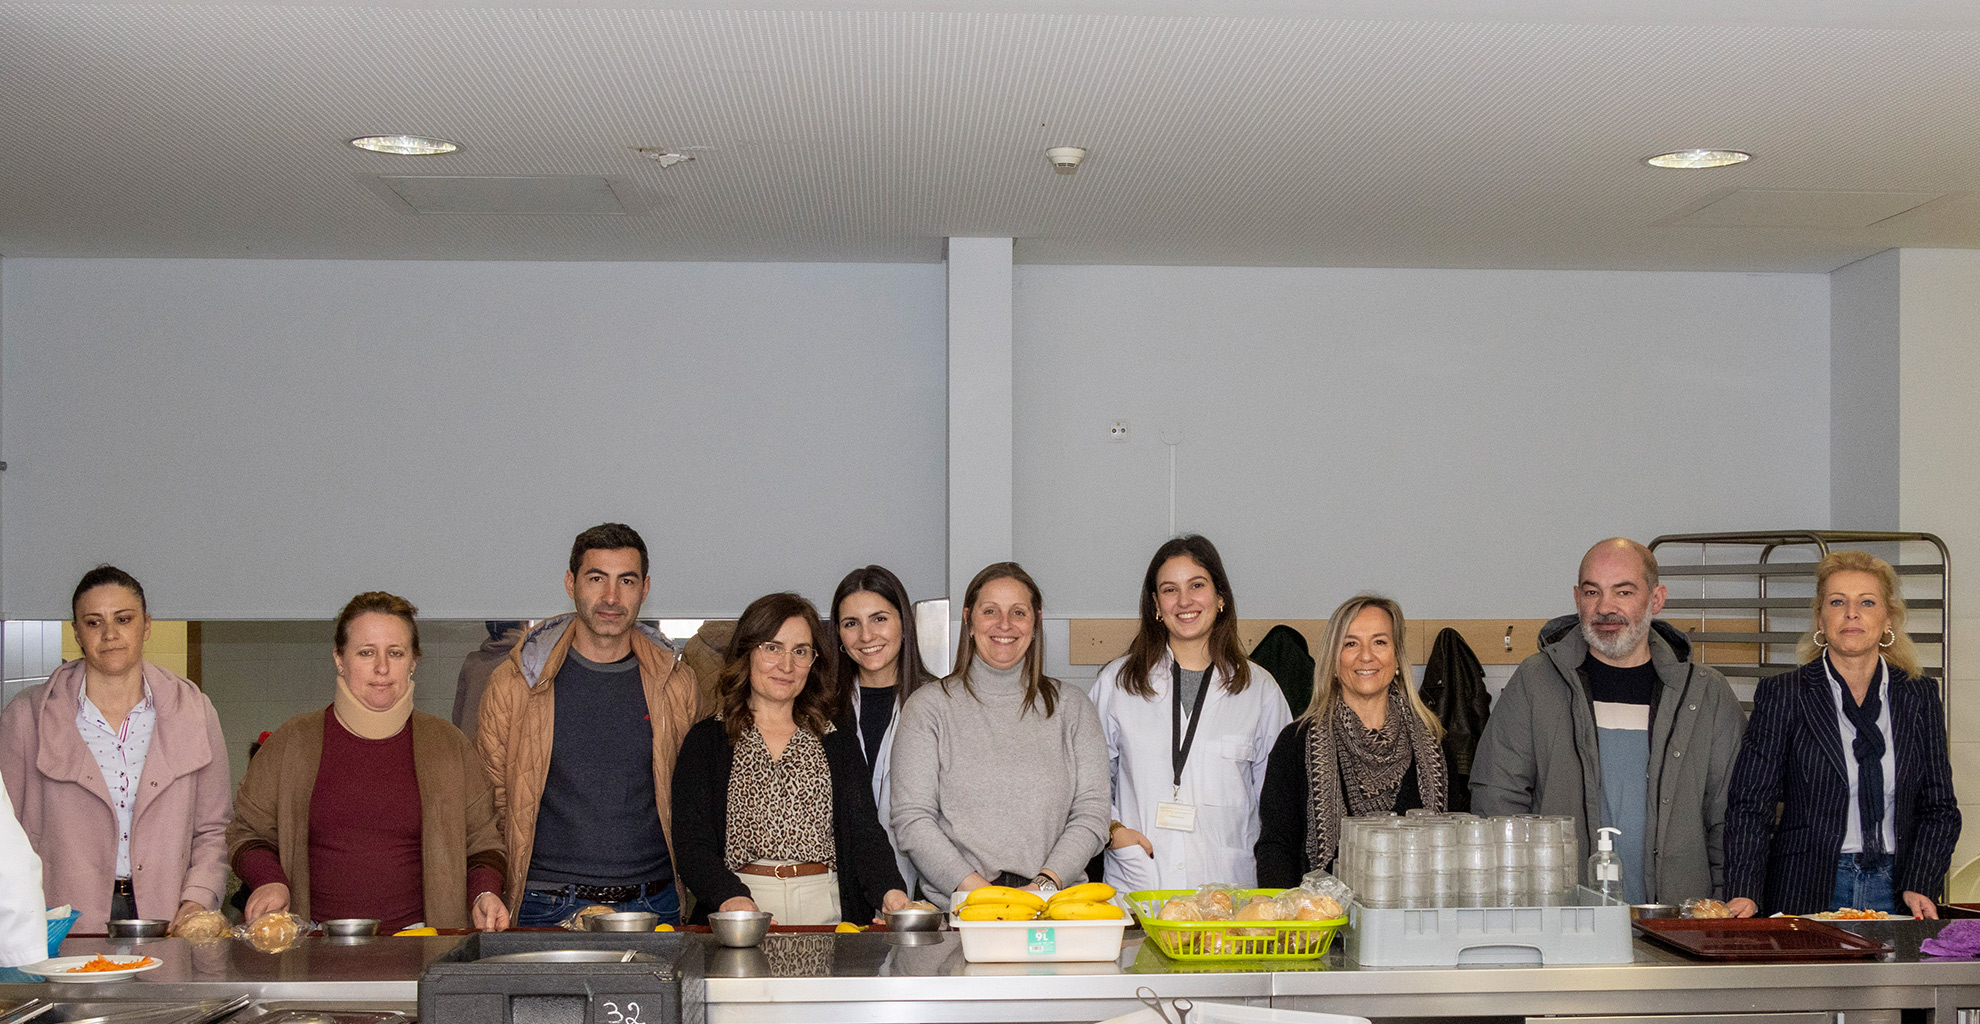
[{"left": 1470, "top": 615, "right": 1746, "bottom": 901}]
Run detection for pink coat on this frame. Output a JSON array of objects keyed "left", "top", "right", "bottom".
[{"left": 0, "top": 660, "right": 232, "bottom": 931}]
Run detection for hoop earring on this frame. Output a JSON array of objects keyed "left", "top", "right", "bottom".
[
  {"left": 1881, "top": 628, "right": 1896, "bottom": 648},
  {"left": 1813, "top": 630, "right": 1827, "bottom": 648}
]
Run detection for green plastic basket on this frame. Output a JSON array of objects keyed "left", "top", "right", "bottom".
[{"left": 1128, "top": 888, "right": 1346, "bottom": 962}]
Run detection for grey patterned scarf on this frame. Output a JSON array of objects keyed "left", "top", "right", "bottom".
[{"left": 1303, "top": 683, "right": 1448, "bottom": 874}]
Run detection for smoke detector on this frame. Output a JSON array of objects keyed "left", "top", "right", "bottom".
[{"left": 1046, "top": 146, "right": 1088, "bottom": 175}]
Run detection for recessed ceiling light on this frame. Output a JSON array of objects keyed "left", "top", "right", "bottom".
[
  {"left": 350, "top": 135, "right": 460, "bottom": 156},
  {"left": 1644, "top": 149, "right": 1751, "bottom": 169}
]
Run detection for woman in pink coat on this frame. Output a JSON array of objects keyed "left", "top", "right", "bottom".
[{"left": 0, "top": 566, "right": 231, "bottom": 933}]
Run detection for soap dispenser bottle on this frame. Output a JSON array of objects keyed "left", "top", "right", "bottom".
[{"left": 1588, "top": 826, "right": 1624, "bottom": 902}]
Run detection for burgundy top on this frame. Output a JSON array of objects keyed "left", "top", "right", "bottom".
[
  {"left": 235, "top": 710, "right": 501, "bottom": 929},
  {"left": 309, "top": 712, "right": 424, "bottom": 930}
]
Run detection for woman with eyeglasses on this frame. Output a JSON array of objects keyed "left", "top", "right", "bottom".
[{"left": 672, "top": 593, "right": 908, "bottom": 925}]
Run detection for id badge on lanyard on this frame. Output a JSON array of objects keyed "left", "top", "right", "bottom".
[{"left": 1162, "top": 660, "right": 1210, "bottom": 833}]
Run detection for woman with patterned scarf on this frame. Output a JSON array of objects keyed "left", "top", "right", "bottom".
[{"left": 1254, "top": 594, "right": 1451, "bottom": 887}]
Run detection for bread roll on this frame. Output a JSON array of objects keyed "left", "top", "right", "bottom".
[{"left": 172, "top": 909, "right": 229, "bottom": 940}]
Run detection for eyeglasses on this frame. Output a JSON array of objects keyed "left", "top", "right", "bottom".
[{"left": 755, "top": 641, "right": 818, "bottom": 664}]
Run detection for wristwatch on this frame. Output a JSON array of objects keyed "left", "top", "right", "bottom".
[{"left": 1033, "top": 872, "right": 1057, "bottom": 891}]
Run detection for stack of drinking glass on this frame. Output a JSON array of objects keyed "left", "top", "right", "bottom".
[{"left": 1335, "top": 811, "right": 1581, "bottom": 908}]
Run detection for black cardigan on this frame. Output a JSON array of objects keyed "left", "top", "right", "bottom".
[
  {"left": 1253, "top": 718, "right": 1434, "bottom": 888},
  {"left": 671, "top": 717, "right": 905, "bottom": 924}
]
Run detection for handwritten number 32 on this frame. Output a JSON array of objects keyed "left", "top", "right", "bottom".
[{"left": 600, "top": 1002, "right": 644, "bottom": 1024}]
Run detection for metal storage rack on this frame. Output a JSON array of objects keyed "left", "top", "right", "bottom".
[{"left": 1646, "top": 530, "right": 1950, "bottom": 722}]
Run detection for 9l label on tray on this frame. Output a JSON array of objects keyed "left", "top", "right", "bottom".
[{"left": 590, "top": 999, "right": 646, "bottom": 1024}]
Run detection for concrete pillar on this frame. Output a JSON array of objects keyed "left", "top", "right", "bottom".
[{"left": 946, "top": 237, "right": 1015, "bottom": 612}]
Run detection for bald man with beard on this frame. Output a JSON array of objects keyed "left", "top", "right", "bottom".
[{"left": 1471, "top": 538, "right": 1746, "bottom": 905}]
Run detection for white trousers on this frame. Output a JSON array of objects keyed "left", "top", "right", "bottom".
[{"left": 739, "top": 866, "right": 842, "bottom": 926}]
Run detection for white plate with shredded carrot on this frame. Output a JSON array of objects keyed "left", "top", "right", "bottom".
[{"left": 19, "top": 954, "right": 163, "bottom": 982}]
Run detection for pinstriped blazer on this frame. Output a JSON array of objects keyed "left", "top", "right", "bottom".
[{"left": 1723, "top": 658, "right": 1960, "bottom": 914}]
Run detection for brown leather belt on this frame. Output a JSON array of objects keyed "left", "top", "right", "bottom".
[{"left": 737, "top": 862, "right": 829, "bottom": 879}]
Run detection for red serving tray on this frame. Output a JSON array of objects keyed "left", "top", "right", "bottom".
[{"left": 1633, "top": 917, "right": 1892, "bottom": 960}]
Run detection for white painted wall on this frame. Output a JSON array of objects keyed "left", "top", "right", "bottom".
[
  {"left": 1894, "top": 247, "right": 1980, "bottom": 873},
  {"left": 1012, "top": 264, "right": 1833, "bottom": 620},
  {"left": 0, "top": 258, "right": 948, "bottom": 620}
]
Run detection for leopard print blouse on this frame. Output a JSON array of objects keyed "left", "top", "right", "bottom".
[{"left": 724, "top": 723, "right": 837, "bottom": 871}]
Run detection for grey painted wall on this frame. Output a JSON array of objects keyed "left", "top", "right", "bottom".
[
  {"left": 2, "top": 257, "right": 1835, "bottom": 628},
  {"left": 1830, "top": 250, "right": 1901, "bottom": 531},
  {"left": 0, "top": 258, "right": 948, "bottom": 620},
  {"left": 1011, "top": 264, "right": 1833, "bottom": 619}
]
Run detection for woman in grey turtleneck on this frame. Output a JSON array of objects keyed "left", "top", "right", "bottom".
[{"left": 888, "top": 562, "right": 1111, "bottom": 909}]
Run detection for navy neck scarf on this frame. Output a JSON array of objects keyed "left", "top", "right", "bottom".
[{"left": 1827, "top": 653, "right": 1888, "bottom": 857}]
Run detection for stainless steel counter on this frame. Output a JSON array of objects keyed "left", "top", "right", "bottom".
[
  {"left": 5, "top": 925, "right": 1980, "bottom": 1024},
  {"left": 691, "top": 922, "right": 1980, "bottom": 1024},
  {"left": 0, "top": 936, "right": 457, "bottom": 1009}
]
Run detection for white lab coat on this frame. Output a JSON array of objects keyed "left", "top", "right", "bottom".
[
  {"left": 850, "top": 687, "right": 920, "bottom": 898},
  {"left": 1090, "top": 652, "right": 1291, "bottom": 892},
  {"left": 0, "top": 781, "right": 47, "bottom": 967}
]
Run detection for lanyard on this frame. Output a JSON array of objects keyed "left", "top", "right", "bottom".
[{"left": 1171, "top": 660, "right": 1212, "bottom": 794}]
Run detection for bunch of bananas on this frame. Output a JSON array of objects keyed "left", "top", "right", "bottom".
[{"left": 955, "top": 882, "right": 1125, "bottom": 921}]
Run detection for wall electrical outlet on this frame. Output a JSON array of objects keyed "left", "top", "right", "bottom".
[{"left": 1107, "top": 419, "right": 1130, "bottom": 442}]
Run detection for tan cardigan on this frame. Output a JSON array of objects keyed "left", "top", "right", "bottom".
[
  {"left": 226, "top": 708, "right": 504, "bottom": 929},
  {"left": 475, "top": 615, "right": 701, "bottom": 910}
]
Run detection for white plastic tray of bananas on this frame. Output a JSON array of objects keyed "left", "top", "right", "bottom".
[{"left": 950, "top": 883, "right": 1131, "bottom": 963}]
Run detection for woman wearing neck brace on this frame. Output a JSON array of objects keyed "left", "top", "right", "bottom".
[{"left": 228, "top": 592, "right": 510, "bottom": 931}]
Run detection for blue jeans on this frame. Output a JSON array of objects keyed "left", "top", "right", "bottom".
[
  {"left": 1831, "top": 852, "right": 1896, "bottom": 914},
  {"left": 517, "top": 883, "right": 680, "bottom": 928}
]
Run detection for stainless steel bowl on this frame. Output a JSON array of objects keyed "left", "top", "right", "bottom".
[
  {"left": 1631, "top": 904, "right": 1679, "bottom": 919},
  {"left": 707, "top": 910, "right": 772, "bottom": 947},
  {"left": 704, "top": 946, "right": 772, "bottom": 977},
  {"left": 883, "top": 907, "right": 944, "bottom": 933},
  {"left": 584, "top": 912, "right": 660, "bottom": 933},
  {"left": 107, "top": 919, "right": 170, "bottom": 938},
  {"left": 321, "top": 918, "right": 381, "bottom": 937}
]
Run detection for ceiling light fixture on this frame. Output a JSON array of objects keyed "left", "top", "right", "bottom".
[
  {"left": 633, "top": 148, "right": 694, "bottom": 168},
  {"left": 350, "top": 135, "right": 460, "bottom": 156},
  {"left": 1644, "top": 149, "right": 1751, "bottom": 169}
]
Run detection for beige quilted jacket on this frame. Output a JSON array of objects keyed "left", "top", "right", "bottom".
[{"left": 474, "top": 614, "right": 701, "bottom": 910}]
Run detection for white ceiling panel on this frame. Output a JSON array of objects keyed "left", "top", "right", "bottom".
[{"left": 3, "top": 1, "right": 1979, "bottom": 270}]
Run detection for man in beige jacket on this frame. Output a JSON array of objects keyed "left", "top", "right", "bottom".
[{"left": 476, "top": 523, "right": 701, "bottom": 926}]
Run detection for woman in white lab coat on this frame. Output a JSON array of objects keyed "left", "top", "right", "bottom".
[
  {"left": 829, "top": 565, "right": 936, "bottom": 897},
  {"left": 0, "top": 782, "right": 47, "bottom": 967},
  {"left": 1089, "top": 536, "right": 1291, "bottom": 891}
]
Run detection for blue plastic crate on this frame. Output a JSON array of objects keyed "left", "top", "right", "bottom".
[{"left": 46, "top": 908, "right": 81, "bottom": 958}]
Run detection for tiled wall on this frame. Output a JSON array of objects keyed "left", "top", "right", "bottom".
[{"left": 2, "top": 620, "right": 66, "bottom": 706}]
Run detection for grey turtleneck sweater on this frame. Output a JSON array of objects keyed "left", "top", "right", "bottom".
[{"left": 889, "top": 658, "right": 1111, "bottom": 907}]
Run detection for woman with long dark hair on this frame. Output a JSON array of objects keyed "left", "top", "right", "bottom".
[
  {"left": 890, "top": 563, "right": 1110, "bottom": 908},
  {"left": 672, "top": 593, "right": 907, "bottom": 924},
  {"left": 1090, "top": 536, "right": 1290, "bottom": 890},
  {"left": 1254, "top": 594, "right": 1449, "bottom": 887},
  {"left": 829, "top": 565, "right": 935, "bottom": 895}
]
